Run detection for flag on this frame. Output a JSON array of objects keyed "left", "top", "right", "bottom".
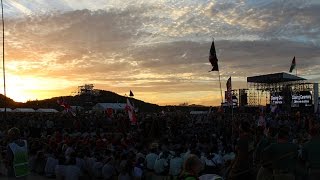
[
  {"left": 209, "top": 40, "right": 219, "bottom": 71},
  {"left": 129, "top": 90, "right": 134, "bottom": 97},
  {"left": 125, "top": 98, "right": 137, "bottom": 124},
  {"left": 106, "top": 108, "right": 113, "bottom": 118},
  {"left": 57, "top": 97, "right": 76, "bottom": 116},
  {"left": 289, "top": 56, "right": 296, "bottom": 73},
  {"left": 226, "top": 77, "right": 232, "bottom": 105}
]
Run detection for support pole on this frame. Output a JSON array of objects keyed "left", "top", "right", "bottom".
[
  {"left": 218, "top": 70, "right": 223, "bottom": 104},
  {"left": 1, "top": 0, "right": 6, "bottom": 121}
]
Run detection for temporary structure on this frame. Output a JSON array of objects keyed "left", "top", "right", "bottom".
[
  {"left": 36, "top": 108, "right": 59, "bottom": 113},
  {"left": 12, "top": 108, "right": 36, "bottom": 113},
  {"left": 92, "top": 103, "right": 126, "bottom": 112}
]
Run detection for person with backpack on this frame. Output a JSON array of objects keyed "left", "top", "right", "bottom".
[{"left": 6, "top": 127, "right": 30, "bottom": 179}]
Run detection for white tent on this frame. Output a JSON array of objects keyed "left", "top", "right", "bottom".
[
  {"left": 92, "top": 103, "right": 126, "bottom": 112},
  {"left": 0, "top": 108, "right": 12, "bottom": 112},
  {"left": 36, "top": 108, "right": 59, "bottom": 113},
  {"left": 190, "top": 111, "right": 208, "bottom": 115},
  {"left": 199, "top": 174, "right": 223, "bottom": 180},
  {"left": 13, "top": 108, "right": 36, "bottom": 113},
  {"left": 71, "top": 106, "right": 84, "bottom": 111}
]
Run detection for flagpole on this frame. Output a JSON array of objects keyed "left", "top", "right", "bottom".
[
  {"left": 218, "top": 70, "right": 223, "bottom": 104},
  {"left": 1, "top": 0, "right": 6, "bottom": 121},
  {"left": 231, "top": 101, "right": 234, "bottom": 122}
]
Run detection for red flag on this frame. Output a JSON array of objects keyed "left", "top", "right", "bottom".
[
  {"left": 226, "top": 77, "right": 232, "bottom": 105},
  {"left": 57, "top": 97, "right": 76, "bottom": 116},
  {"left": 209, "top": 40, "right": 219, "bottom": 71},
  {"left": 125, "top": 98, "right": 137, "bottom": 124},
  {"left": 106, "top": 108, "right": 113, "bottom": 118}
]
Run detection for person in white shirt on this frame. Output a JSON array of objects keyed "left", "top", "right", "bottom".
[
  {"left": 169, "top": 151, "right": 183, "bottom": 177},
  {"left": 146, "top": 147, "right": 158, "bottom": 171},
  {"left": 154, "top": 151, "right": 169, "bottom": 175},
  {"left": 45, "top": 153, "right": 58, "bottom": 178}
]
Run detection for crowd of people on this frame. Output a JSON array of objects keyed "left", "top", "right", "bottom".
[{"left": 0, "top": 108, "right": 319, "bottom": 180}]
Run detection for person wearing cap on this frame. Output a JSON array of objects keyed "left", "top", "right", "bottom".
[{"left": 6, "top": 127, "right": 30, "bottom": 179}]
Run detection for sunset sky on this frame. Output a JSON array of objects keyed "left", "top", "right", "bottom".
[{"left": 1, "top": 0, "right": 320, "bottom": 105}]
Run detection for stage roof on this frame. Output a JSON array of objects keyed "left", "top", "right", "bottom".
[{"left": 247, "top": 72, "right": 306, "bottom": 84}]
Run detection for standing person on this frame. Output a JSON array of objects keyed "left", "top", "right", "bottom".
[
  {"left": 153, "top": 151, "right": 169, "bottom": 179},
  {"left": 6, "top": 127, "right": 30, "bottom": 179},
  {"left": 179, "top": 155, "right": 203, "bottom": 180},
  {"left": 169, "top": 149, "right": 183, "bottom": 179},
  {"left": 228, "top": 122, "right": 252, "bottom": 180},
  {"left": 255, "top": 127, "right": 277, "bottom": 180},
  {"left": 133, "top": 157, "right": 145, "bottom": 180},
  {"left": 145, "top": 143, "right": 158, "bottom": 180},
  {"left": 302, "top": 127, "right": 320, "bottom": 180},
  {"left": 263, "top": 127, "right": 298, "bottom": 180}
]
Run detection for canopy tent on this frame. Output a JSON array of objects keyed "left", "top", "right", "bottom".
[
  {"left": 36, "top": 108, "right": 59, "bottom": 113},
  {"left": 92, "top": 103, "right": 126, "bottom": 112},
  {"left": 0, "top": 108, "right": 12, "bottom": 112},
  {"left": 12, "top": 108, "right": 36, "bottom": 113}
]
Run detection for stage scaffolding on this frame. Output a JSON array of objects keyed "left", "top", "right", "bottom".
[
  {"left": 247, "top": 72, "right": 313, "bottom": 106},
  {"left": 247, "top": 81, "right": 314, "bottom": 106}
]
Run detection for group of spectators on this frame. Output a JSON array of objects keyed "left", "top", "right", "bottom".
[{"left": 0, "top": 108, "right": 319, "bottom": 180}]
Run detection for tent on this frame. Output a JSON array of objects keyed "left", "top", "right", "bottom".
[
  {"left": 0, "top": 108, "right": 12, "bottom": 112},
  {"left": 199, "top": 174, "right": 223, "bottom": 180},
  {"left": 71, "top": 106, "right": 84, "bottom": 111},
  {"left": 36, "top": 108, "right": 59, "bottom": 113},
  {"left": 13, "top": 108, "right": 36, "bottom": 113},
  {"left": 92, "top": 103, "right": 126, "bottom": 112},
  {"left": 190, "top": 111, "right": 208, "bottom": 115}
]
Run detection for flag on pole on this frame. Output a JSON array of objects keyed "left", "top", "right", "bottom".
[
  {"left": 129, "top": 90, "right": 134, "bottom": 97},
  {"left": 226, "top": 77, "right": 232, "bottom": 105},
  {"left": 289, "top": 56, "right": 296, "bottom": 73},
  {"left": 57, "top": 97, "right": 76, "bottom": 116},
  {"left": 209, "top": 40, "right": 219, "bottom": 71},
  {"left": 125, "top": 98, "right": 137, "bottom": 124}
]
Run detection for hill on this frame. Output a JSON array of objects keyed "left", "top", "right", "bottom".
[
  {"left": 0, "top": 94, "right": 22, "bottom": 108},
  {"left": 0, "top": 90, "right": 210, "bottom": 112},
  {"left": 21, "top": 90, "right": 160, "bottom": 112}
]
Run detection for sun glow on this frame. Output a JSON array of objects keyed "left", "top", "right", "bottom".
[{"left": 0, "top": 73, "right": 74, "bottom": 102}]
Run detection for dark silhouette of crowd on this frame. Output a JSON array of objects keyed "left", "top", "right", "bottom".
[{"left": 0, "top": 109, "right": 319, "bottom": 180}]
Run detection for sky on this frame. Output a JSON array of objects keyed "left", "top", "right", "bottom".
[{"left": 0, "top": 0, "right": 320, "bottom": 105}]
